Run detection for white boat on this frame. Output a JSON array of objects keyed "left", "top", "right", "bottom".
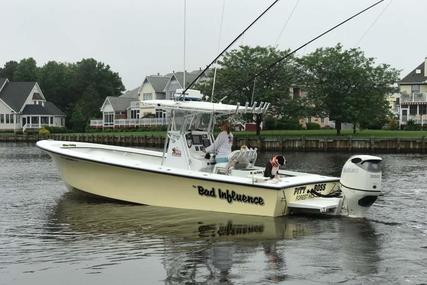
[{"left": 37, "top": 97, "right": 383, "bottom": 218}]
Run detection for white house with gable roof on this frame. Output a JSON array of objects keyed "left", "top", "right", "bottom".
[{"left": 0, "top": 78, "right": 65, "bottom": 132}]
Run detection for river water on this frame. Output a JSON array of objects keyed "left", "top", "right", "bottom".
[{"left": 0, "top": 143, "right": 426, "bottom": 284}]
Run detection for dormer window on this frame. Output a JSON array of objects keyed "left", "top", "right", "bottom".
[
  {"left": 415, "top": 69, "right": 421, "bottom": 74},
  {"left": 32, "top": 92, "right": 43, "bottom": 100}
]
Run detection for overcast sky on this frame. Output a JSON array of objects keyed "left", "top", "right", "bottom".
[{"left": 1, "top": 0, "right": 426, "bottom": 90}]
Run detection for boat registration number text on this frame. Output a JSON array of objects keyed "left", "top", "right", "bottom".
[{"left": 293, "top": 183, "right": 326, "bottom": 200}]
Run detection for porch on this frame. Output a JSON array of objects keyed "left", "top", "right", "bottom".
[{"left": 90, "top": 117, "right": 168, "bottom": 128}]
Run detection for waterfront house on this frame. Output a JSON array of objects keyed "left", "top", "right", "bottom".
[
  {"left": 163, "top": 70, "right": 205, "bottom": 100},
  {"left": 398, "top": 58, "right": 427, "bottom": 127},
  {"left": 0, "top": 78, "right": 65, "bottom": 132},
  {"left": 90, "top": 70, "right": 207, "bottom": 129},
  {"left": 91, "top": 87, "right": 141, "bottom": 128},
  {"left": 139, "top": 75, "right": 171, "bottom": 118}
]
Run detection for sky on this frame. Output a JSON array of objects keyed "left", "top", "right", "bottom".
[{"left": 1, "top": 0, "right": 426, "bottom": 90}]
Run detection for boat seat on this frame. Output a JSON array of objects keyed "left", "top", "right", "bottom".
[{"left": 213, "top": 147, "right": 258, "bottom": 175}]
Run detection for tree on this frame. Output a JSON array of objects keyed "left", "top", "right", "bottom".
[
  {"left": 69, "top": 85, "right": 100, "bottom": 131},
  {"left": 0, "top": 61, "right": 18, "bottom": 80},
  {"left": 14, "top": 58, "right": 39, "bottom": 81},
  {"left": 68, "top": 59, "right": 124, "bottom": 130},
  {"left": 38, "top": 61, "right": 74, "bottom": 115},
  {"left": 298, "top": 44, "right": 399, "bottom": 135},
  {"left": 197, "top": 45, "right": 299, "bottom": 135}
]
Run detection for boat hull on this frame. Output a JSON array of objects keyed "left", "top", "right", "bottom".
[
  {"left": 47, "top": 151, "right": 339, "bottom": 217},
  {"left": 50, "top": 152, "right": 284, "bottom": 216}
]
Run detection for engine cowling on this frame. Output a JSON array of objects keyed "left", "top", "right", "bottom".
[{"left": 340, "top": 155, "right": 382, "bottom": 217}]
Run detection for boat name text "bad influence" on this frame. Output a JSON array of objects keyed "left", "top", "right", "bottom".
[{"left": 193, "top": 185, "right": 265, "bottom": 206}]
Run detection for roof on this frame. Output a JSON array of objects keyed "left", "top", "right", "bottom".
[
  {"left": 22, "top": 102, "right": 65, "bottom": 116},
  {"left": 399, "top": 61, "right": 427, "bottom": 84},
  {"left": 145, "top": 75, "right": 170, "bottom": 93},
  {"left": 0, "top": 82, "right": 37, "bottom": 111},
  {"left": 173, "top": 70, "right": 204, "bottom": 88},
  {"left": 120, "top": 87, "right": 139, "bottom": 99},
  {"left": 0, "top": 78, "right": 7, "bottom": 91},
  {"left": 107, "top": 96, "right": 135, "bottom": 112}
]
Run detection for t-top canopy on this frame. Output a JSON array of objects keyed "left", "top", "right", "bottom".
[{"left": 141, "top": 100, "right": 270, "bottom": 114}]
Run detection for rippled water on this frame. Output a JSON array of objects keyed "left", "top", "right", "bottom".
[{"left": 0, "top": 143, "right": 426, "bottom": 284}]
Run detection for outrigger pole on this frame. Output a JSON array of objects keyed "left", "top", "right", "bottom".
[
  {"left": 182, "top": 0, "right": 280, "bottom": 94},
  {"left": 225, "top": 0, "right": 385, "bottom": 97},
  {"left": 182, "top": 0, "right": 384, "bottom": 97}
]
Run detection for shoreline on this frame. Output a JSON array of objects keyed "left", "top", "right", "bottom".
[{"left": 1, "top": 133, "right": 425, "bottom": 153}]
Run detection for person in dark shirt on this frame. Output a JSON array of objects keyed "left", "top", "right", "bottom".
[{"left": 263, "top": 155, "right": 286, "bottom": 178}]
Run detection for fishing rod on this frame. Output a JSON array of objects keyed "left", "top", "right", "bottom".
[
  {"left": 226, "top": 0, "right": 384, "bottom": 98},
  {"left": 182, "top": 0, "right": 280, "bottom": 95}
]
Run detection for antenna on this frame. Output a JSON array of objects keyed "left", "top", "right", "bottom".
[
  {"left": 183, "top": 0, "right": 187, "bottom": 94},
  {"left": 182, "top": 0, "right": 281, "bottom": 94}
]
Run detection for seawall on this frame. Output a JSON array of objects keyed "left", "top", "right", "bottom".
[{"left": 1, "top": 134, "right": 426, "bottom": 153}]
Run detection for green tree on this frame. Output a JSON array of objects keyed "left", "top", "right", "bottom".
[
  {"left": 0, "top": 61, "right": 18, "bottom": 80},
  {"left": 298, "top": 44, "right": 399, "bottom": 135},
  {"left": 38, "top": 61, "right": 74, "bottom": 115},
  {"left": 14, "top": 58, "right": 39, "bottom": 81},
  {"left": 197, "top": 45, "right": 299, "bottom": 135},
  {"left": 68, "top": 59, "right": 124, "bottom": 130}
]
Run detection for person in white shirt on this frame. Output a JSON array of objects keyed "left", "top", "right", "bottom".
[{"left": 205, "top": 121, "right": 233, "bottom": 163}]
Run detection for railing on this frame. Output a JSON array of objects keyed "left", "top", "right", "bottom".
[
  {"left": 89, "top": 117, "right": 168, "bottom": 128},
  {"left": 401, "top": 114, "right": 427, "bottom": 125},
  {"left": 22, "top": 123, "right": 49, "bottom": 132},
  {"left": 89, "top": 120, "right": 103, "bottom": 127},
  {"left": 401, "top": 93, "right": 427, "bottom": 103}
]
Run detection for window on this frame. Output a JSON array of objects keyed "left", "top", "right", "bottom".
[
  {"left": 409, "top": 105, "right": 417, "bottom": 115},
  {"left": 130, "top": 110, "right": 139, "bottom": 119},
  {"left": 5, "top": 114, "right": 9, "bottom": 124},
  {"left": 61, "top": 118, "right": 64, "bottom": 126},
  {"left": 143, "top": 93, "right": 153, "bottom": 101},
  {"left": 411, "top": 85, "right": 420, "bottom": 93},
  {"left": 420, "top": 105, "right": 427, "bottom": 115},
  {"left": 50, "top": 117, "right": 53, "bottom": 125},
  {"left": 104, "top": 112, "right": 114, "bottom": 125},
  {"left": 155, "top": 109, "right": 166, "bottom": 118},
  {"left": 0, "top": 114, "right": 4, "bottom": 124},
  {"left": 10, "top": 114, "right": 14, "bottom": 124},
  {"left": 41, "top": 116, "right": 49, "bottom": 124}
]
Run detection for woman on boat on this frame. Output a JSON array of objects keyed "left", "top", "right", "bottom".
[{"left": 205, "top": 121, "right": 233, "bottom": 163}]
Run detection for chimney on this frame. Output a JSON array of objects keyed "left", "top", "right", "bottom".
[{"left": 425, "top": 57, "right": 427, "bottom": 77}]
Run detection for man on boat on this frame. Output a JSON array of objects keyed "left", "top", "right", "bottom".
[
  {"left": 264, "top": 155, "right": 286, "bottom": 179},
  {"left": 204, "top": 121, "right": 233, "bottom": 163}
]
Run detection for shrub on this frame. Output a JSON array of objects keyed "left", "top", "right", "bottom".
[
  {"left": 263, "top": 116, "right": 278, "bottom": 130},
  {"left": 405, "top": 120, "right": 421, "bottom": 131},
  {"left": 276, "top": 119, "right": 302, "bottom": 130},
  {"left": 38, "top": 127, "right": 50, "bottom": 136},
  {"left": 306, "top": 122, "right": 321, "bottom": 130},
  {"left": 386, "top": 116, "right": 399, "bottom": 130},
  {"left": 45, "top": 126, "right": 68, "bottom": 133}
]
